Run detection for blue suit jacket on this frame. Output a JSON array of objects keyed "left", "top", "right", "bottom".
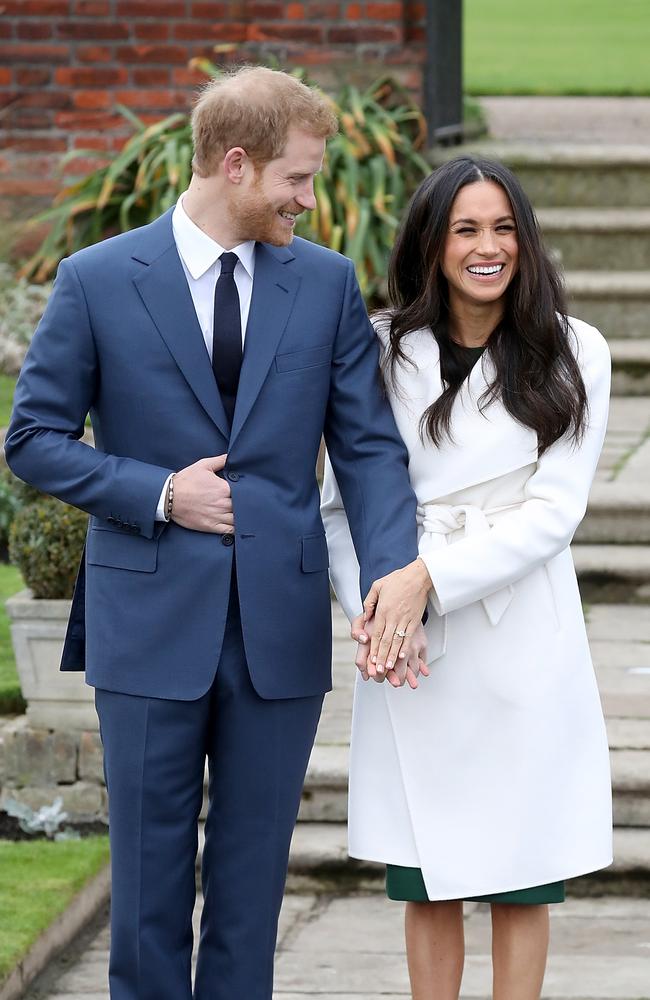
[{"left": 5, "top": 209, "right": 419, "bottom": 700}]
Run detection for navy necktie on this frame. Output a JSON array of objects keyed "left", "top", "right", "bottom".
[{"left": 212, "top": 251, "right": 242, "bottom": 428}]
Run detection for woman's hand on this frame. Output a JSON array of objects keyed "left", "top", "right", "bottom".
[
  {"left": 351, "top": 612, "right": 374, "bottom": 682},
  {"left": 351, "top": 615, "right": 429, "bottom": 689},
  {"left": 401, "top": 623, "right": 430, "bottom": 689},
  {"left": 362, "top": 558, "right": 432, "bottom": 674}
]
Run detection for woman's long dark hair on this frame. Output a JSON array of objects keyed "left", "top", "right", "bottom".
[{"left": 382, "top": 156, "right": 587, "bottom": 454}]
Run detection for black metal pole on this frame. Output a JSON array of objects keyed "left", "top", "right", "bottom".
[{"left": 425, "top": 0, "right": 464, "bottom": 145}]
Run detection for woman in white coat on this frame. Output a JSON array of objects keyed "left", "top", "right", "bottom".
[{"left": 321, "top": 156, "right": 612, "bottom": 1000}]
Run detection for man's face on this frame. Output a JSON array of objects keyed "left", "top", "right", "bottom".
[{"left": 231, "top": 127, "right": 326, "bottom": 246}]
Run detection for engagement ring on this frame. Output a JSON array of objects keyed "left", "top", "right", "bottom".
[{"left": 394, "top": 628, "right": 411, "bottom": 638}]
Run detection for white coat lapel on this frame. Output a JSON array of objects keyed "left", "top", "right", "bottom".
[{"left": 389, "top": 329, "right": 538, "bottom": 500}]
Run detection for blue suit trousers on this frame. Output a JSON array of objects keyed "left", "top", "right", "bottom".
[{"left": 95, "top": 577, "right": 323, "bottom": 1000}]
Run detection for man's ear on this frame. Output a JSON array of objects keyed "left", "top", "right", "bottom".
[{"left": 223, "top": 146, "right": 249, "bottom": 185}]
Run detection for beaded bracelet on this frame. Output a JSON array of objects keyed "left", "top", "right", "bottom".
[{"left": 165, "top": 474, "right": 175, "bottom": 522}]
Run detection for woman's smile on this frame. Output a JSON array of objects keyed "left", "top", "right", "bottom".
[{"left": 465, "top": 261, "right": 508, "bottom": 282}]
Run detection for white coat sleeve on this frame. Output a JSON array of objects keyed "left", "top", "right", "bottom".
[
  {"left": 421, "top": 323, "right": 612, "bottom": 616},
  {"left": 321, "top": 452, "right": 364, "bottom": 623}
]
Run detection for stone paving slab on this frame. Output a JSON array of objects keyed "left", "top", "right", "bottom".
[
  {"left": 588, "top": 604, "right": 650, "bottom": 643},
  {"left": 573, "top": 544, "right": 650, "bottom": 580},
  {"left": 478, "top": 97, "right": 650, "bottom": 145},
  {"left": 595, "top": 397, "right": 650, "bottom": 483},
  {"left": 586, "top": 606, "right": 650, "bottom": 718},
  {"left": 45, "top": 962, "right": 107, "bottom": 996},
  {"left": 606, "top": 717, "right": 650, "bottom": 750},
  {"left": 623, "top": 438, "right": 650, "bottom": 487},
  {"left": 273, "top": 895, "right": 650, "bottom": 999},
  {"left": 47, "top": 994, "right": 108, "bottom": 1000}
]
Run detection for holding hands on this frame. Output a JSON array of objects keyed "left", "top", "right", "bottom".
[
  {"left": 351, "top": 615, "right": 429, "bottom": 689},
  {"left": 360, "top": 557, "right": 432, "bottom": 678}
]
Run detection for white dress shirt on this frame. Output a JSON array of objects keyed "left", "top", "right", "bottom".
[{"left": 155, "top": 194, "right": 257, "bottom": 520}]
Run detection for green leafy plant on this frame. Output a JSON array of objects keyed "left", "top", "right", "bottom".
[
  {"left": 301, "top": 74, "right": 430, "bottom": 299},
  {"left": 22, "top": 59, "right": 430, "bottom": 301},
  {"left": 8, "top": 497, "right": 87, "bottom": 600},
  {"left": 0, "top": 471, "right": 23, "bottom": 562},
  {"left": 0, "top": 264, "right": 52, "bottom": 375},
  {"left": 0, "top": 470, "right": 42, "bottom": 564},
  {"left": 5, "top": 475, "right": 42, "bottom": 509}
]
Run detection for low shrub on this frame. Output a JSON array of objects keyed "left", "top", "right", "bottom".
[
  {"left": 8, "top": 497, "right": 87, "bottom": 600},
  {"left": 0, "top": 264, "right": 51, "bottom": 376}
]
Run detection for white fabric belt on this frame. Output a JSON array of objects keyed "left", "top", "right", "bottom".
[{"left": 417, "top": 500, "right": 523, "bottom": 662}]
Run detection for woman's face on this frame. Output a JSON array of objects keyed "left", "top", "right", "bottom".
[{"left": 441, "top": 180, "right": 519, "bottom": 310}]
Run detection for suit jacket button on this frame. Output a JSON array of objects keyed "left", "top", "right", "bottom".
[
  {"left": 227, "top": 471, "right": 240, "bottom": 482},
  {"left": 221, "top": 534, "right": 234, "bottom": 547}
]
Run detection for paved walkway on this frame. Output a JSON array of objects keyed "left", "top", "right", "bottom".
[{"left": 28, "top": 892, "right": 650, "bottom": 999}]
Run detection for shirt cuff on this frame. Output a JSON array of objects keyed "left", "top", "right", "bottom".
[{"left": 155, "top": 474, "right": 174, "bottom": 522}]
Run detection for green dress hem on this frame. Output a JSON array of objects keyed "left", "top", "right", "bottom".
[{"left": 386, "top": 864, "right": 565, "bottom": 905}]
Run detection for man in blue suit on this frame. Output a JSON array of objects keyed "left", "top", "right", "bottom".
[{"left": 5, "top": 67, "right": 428, "bottom": 999}]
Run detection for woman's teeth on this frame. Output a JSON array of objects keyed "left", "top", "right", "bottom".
[{"left": 467, "top": 264, "right": 505, "bottom": 275}]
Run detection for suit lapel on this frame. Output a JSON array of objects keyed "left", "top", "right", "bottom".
[
  {"left": 229, "top": 242, "right": 300, "bottom": 448},
  {"left": 131, "top": 212, "right": 230, "bottom": 439}
]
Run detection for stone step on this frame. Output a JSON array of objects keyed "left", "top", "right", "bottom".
[
  {"left": 538, "top": 209, "right": 650, "bottom": 272},
  {"left": 285, "top": 822, "right": 650, "bottom": 894},
  {"left": 577, "top": 485, "right": 650, "bottom": 544},
  {"left": 198, "top": 797, "right": 650, "bottom": 894},
  {"left": 293, "top": 744, "right": 650, "bottom": 828},
  {"left": 199, "top": 748, "right": 650, "bottom": 860},
  {"left": 609, "top": 339, "right": 650, "bottom": 395},
  {"left": 566, "top": 271, "right": 650, "bottom": 340},
  {"left": 199, "top": 711, "right": 650, "bottom": 825},
  {"left": 573, "top": 545, "right": 650, "bottom": 604},
  {"left": 432, "top": 143, "right": 650, "bottom": 208},
  {"left": 611, "top": 750, "right": 650, "bottom": 827}
]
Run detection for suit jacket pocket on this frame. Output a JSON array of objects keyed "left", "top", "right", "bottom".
[
  {"left": 87, "top": 527, "right": 159, "bottom": 572},
  {"left": 301, "top": 533, "right": 329, "bottom": 573},
  {"left": 275, "top": 345, "right": 332, "bottom": 373}
]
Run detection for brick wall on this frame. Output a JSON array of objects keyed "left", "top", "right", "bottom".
[{"left": 0, "top": 1, "right": 426, "bottom": 232}]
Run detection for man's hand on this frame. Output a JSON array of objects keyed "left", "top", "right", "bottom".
[
  {"left": 363, "top": 558, "right": 432, "bottom": 675},
  {"left": 352, "top": 614, "right": 429, "bottom": 690},
  {"left": 171, "top": 454, "right": 234, "bottom": 533}
]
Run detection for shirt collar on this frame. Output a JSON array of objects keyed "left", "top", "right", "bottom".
[{"left": 172, "top": 194, "right": 256, "bottom": 281}]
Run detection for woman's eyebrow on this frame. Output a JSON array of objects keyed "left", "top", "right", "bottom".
[{"left": 451, "top": 215, "right": 515, "bottom": 225}]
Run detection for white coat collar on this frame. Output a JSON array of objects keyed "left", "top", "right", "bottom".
[{"left": 383, "top": 325, "right": 539, "bottom": 501}]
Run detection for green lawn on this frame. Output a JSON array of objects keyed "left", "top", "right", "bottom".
[
  {"left": 0, "top": 375, "right": 16, "bottom": 427},
  {"left": 0, "top": 375, "right": 91, "bottom": 429},
  {"left": 0, "top": 837, "right": 110, "bottom": 982},
  {"left": 464, "top": 0, "right": 650, "bottom": 95},
  {"left": 0, "top": 563, "right": 25, "bottom": 714}
]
